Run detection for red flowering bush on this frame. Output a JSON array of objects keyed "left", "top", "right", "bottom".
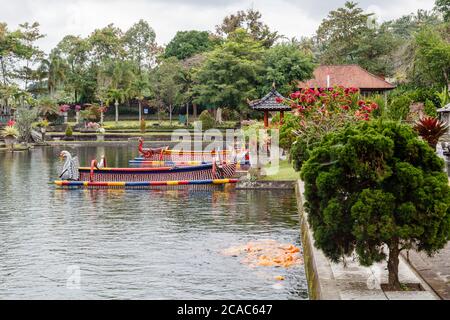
[
  {"left": 280, "top": 87, "right": 377, "bottom": 122},
  {"left": 277, "top": 86, "right": 379, "bottom": 170},
  {"left": 7, "top": 119, "right": 16, "bottom": 127},
  {"left": 75, "top": 105, "right": 82, "bottom": 112}
]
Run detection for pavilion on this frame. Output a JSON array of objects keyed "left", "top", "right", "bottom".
[{"left": 248, "top": 87, "right": 290, "bottom": 128}]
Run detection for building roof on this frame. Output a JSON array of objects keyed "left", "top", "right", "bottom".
[
  {"left": 248, "top": 88, "right": 291, "bottom": 111},
  {"left": 298, "top": 65, "right": 396, "bottom": 91}
]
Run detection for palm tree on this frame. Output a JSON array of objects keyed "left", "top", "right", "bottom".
[
  {"left": 106, "top": 88, "right": 127, "bottom": 124},
  {"left": 39, "top": 49, "right": 67, "bottom": 97},
  {"left": 37, "top": 96, "right": 58, "bottom": 119},
  {"left": 130, "top": 75, "right": 150, "bottom": 122},
  {"left": 97, "top": 59, "right": 135, "bottom": 123}
]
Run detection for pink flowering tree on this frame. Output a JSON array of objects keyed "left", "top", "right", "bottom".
[{"left": 277, "top": 86, "right": 379, "bottom": 169}]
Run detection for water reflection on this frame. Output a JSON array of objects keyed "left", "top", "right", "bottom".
[{"left": 0, "top": 146, "right": 307, "bottom": 299}]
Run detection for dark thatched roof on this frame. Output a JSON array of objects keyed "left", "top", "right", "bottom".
[{"left": 248, "top": 88, "right": 290, "bottom": 111}]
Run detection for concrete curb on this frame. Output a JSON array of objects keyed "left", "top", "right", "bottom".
[{"left": 295, "top": 180, "right": 341, "bottom": 300}]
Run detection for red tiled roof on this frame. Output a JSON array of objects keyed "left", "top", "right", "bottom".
[{"left": 298, "top": 65, "right": 396, "bottom": 91}]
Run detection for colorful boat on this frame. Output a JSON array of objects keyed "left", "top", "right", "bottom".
[
  {"left": 55, "top": 151, "right": 238, "bottom": 189},
  {"left": 128, "top": 159, "right": 250, "bottom": 166},
  {"left": 134, "top": 137, "right": 249, "bottom": 163},
  {"left": 55, "top": 179, "right": 239, "bottom": 189}
]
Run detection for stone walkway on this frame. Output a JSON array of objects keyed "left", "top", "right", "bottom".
[{"left": 403, "top": 243, "right": 450, "bottom": 300}]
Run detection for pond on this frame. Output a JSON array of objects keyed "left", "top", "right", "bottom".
[{"left": 0, "top": 145, "right": 308, "bottom": 299}]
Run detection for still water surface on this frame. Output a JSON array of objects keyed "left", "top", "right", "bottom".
[{"left": 0, "top": 145, "right": 307, "bottom": 299}]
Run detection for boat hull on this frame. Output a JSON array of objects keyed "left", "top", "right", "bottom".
[
  {"left": 54, "top": 178, "right": 239, "bottom": 189},
  {"left": 77, "top": 163, "right": 236, "bottom": 182}
]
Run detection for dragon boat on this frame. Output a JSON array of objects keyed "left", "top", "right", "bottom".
[
  {"left": 54, "top": 151, "right": 238, "bottom": 189},
  {"left": 129, "top": 137, "right": 250, "bottom": 166}
]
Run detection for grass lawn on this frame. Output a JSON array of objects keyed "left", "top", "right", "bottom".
[{"left": 261, "top": 160, "right": 299, "bottom": 181}]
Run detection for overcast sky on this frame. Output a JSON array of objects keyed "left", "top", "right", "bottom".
[{"left": 0, "top": 0, "right": 436, "bottom": 53}]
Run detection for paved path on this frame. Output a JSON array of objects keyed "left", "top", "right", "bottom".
[{"left": 404, "top": 243, "right": 450, "bottom": 300}]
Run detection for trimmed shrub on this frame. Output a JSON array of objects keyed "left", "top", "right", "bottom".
[
  {"left": 65, "top": 125, "right": 73, "bottom": 137},
  {"left": 301, "top": 120, "right": 450, "bottom": 290},
  {"left": 140, "top": 118, "right": 146, "bottom": 133},
  {"left": 199, "top": 110, "right": 215, "bottom": 130}
]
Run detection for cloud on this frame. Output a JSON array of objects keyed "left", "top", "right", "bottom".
[{"left": 0, "top": 0, "right": 436, "bottom": 53}]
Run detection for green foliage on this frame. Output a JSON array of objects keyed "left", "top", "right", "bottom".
[
  {"left": 80, "top": 105, "right": 101, "bottom": 122},
  {"left": 262, "top": 43, "right": 315, "bottom": 96},
  {"left": 301, "top": 120, "right": 450, "bottom": 288},
  {"left": 37, "top": 96, "right": 58, "bottom": 118},
  {"left": 193, "top": 29, "right": 264, "bottom": 116},
  {"left": 0, "top": 22, "right": 44, "bottom": 87},
  {"left": 370, "top": 94, "right": 387, "bottom": 118},
  {"left": 123, "top": 19, "right": 156, "bottom": 73},
  {"left": 437, "top": 86, "right": 450, "bottom": 107},
  {"left": 285, "top": 87, "right": 379, "bottom": 169},
  {"left": 215, "top": 8, "right": 279, "bottom": 48},
  {"left": 1, "top": 125, "right": 19, "bottom": 138},
  {"left": 424, "top": 99, "right": 438, "bottom": 117},
  {"left": 198, "top": 110, "right": 215, "bottom": 130},
  {"left": 15, "top": 106, "right": 39, "bottom": 142},
  {"left": 414, "top": 26, "right": 450, "bottom": 88},
  {"left": 316, "top": 1, "right": 399, "bottom": 76},
  {"left": 387, "top": 95, "right": 412, "bottom": 121},
  {"left": 164, "top": 30, "right": 214, "bottom": 60},
  {"left": 435, "top": 0, "right": 450, "bottom": 22},
  {"left": 65, "top": 125, "right": 73, "bottom": 137},
  {"left": 291, "top": 137, "right": 314, "bottom": 171},
  {"left": 278, "top": 112, "right": 301, "bottom": 152},
  {"left": 37, "top": 119, "right": 49, "bottom": 128},
  {"left": 383, "top": 10, "right": 441, "bottom": 39},
  {"left": 151, "top": 57, "right": 184, "bottom": 122},
  {"left": 221, "top": 107, "right": 240, "bottom": 121}
]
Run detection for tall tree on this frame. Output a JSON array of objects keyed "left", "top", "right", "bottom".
[
  {"left": 89, "top": 24, "right": 124, "bottom": 64},
  {"left": 57, "top": 35, "right": 91, "bottom": 103},
  {"left": 38, "top": 48, "right": 68, "bottom": 97},
  {"left": 435, "top": 0, "right": 450, "bottom": 22},
  {"left": 164, "top": 30, "right": 216, "bottom": 60},
  {"left": 262, "top": 43, "right": 315, "bottom": 96},
  {"left": 414, "top": 26, "right": 450, "bottom": 90},
  {"left": 316, "top": 2, "right": 399, "bottom": 76},
  {"left": 151, "top": 57, "right": 183, "bottom": 124},
  {"left": 99, "top": 59, "right": 135, "bottom": 123},
  {"left": 216, "top": 9, "right": 280, "bottom": 48},
  {"left": 0, "top": 23, "right": 30, "bottom": 85},
  {"left": 129, "top": 73, "right": 150, "bottom": 122},
  {"left": 124, "top": 19, "right": 157, "bottom": 74},
  {"left": 17, "top": 22, "right": 45, "bottom": 90},
  {"left": 193, "top": 29, "right": 264, "bottom": 117}
]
